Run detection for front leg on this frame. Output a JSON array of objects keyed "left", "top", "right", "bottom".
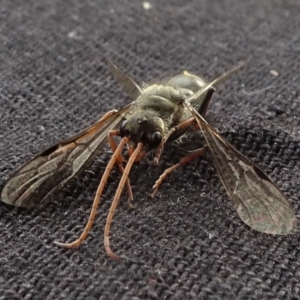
[
  {"left": 145, "top": 141, "right": 164, "bottom": 166},
  {"left": 108, "top": 130, "right": 133, "bottom": 207},
  {"left": 147, "top": 117, "right": 197, "bottom": 166}
]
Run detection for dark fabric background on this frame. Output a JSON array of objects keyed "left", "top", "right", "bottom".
[{"left": 1, "top": 0, "right": 300, "bottom": 299}]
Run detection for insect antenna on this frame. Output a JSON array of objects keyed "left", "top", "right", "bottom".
[
  {"left": 104, "top": 142, "right": 144, "bottom": 260},
  {"left": 54, "top": 136, "right": 129, "bottom": 249}
]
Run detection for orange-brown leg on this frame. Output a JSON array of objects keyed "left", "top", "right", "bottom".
[
  {"left": 108, "top": 130, "right": 133, "bottom": 207},
  {"left": 147, "top": 117, "right": 197, "bottom": 166},
  {"left": 163, "top": 117, "right": 196, "bottom": 143},
  {"left": 54, "top": 137, "right": 129, "bottom": 249},
  {"left": 145, "top": 141, "right": 164, "bottom": 166},
  {"left": 104, "top": 142, "right": 143, "bottom": 260},
  {"left": 150, "top": 147, "right": 206, "bottom": 197},
  {"left": 154, "top": 142, "right": 164, "bottom": 165}
]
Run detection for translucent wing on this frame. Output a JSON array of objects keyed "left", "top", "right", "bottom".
[
  {"left": 1, "top": 105, "right": 132, "bottom": 208},
  {"left": 107, "top": 60, "right": 143, "bottom": 100},
  {"left": 184, "top": 102, "right": 298, "bottom": 235},
  {"left": 186, "top": 57, "right": 251, "bottom": 105}
]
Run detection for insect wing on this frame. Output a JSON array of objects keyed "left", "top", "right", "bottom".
[
  {"left": 186, "top": 58, "right": 251, "bottom": 106},
  {"left": 107, "top": 60, "right": 143, "bottom": 100},
  {"left": 184, "top": 102, "right": 297, "bottom": 235},
  {"left": 1, "top": 105, "right": 131, "bottom": 208}
]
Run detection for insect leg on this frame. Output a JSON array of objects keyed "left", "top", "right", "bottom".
[
  {"left": 107, "top": 130, "right": 126, "bottom": 164},
  {"left": 146, "top": 141, "right": 164, "bottom": 166},
  {"left": 152, "top": 117, "right": 197, "bottom": 166},
  {"left": 53, "top": 137, "right": 129, "bottom": 249},
  {"left": 104, "top": 142, "right": 143, "bottom": 259},
  {"left": 108, "top": 130, "right": 134, "bottom": 207},
  {"left": 151, "top": 147, "right": 206, "bottom": 197},
  {"left": 164, "top": 117, "right": 196, "bottom": 142}
]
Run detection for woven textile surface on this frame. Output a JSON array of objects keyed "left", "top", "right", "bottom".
[{"left": 0, "top": 1, "right": 300, "bottom": 299}]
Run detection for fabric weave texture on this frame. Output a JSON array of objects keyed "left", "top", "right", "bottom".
[{"left": 0, "top": 1, "right": 300, "bottom": 299}]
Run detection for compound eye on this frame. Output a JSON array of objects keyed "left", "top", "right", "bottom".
[
  {"left": 150, "top": 131, "right": 162, "bottom": 148},
  {"left": 120, "top": 120, "right": 129, "bottom": 137}
]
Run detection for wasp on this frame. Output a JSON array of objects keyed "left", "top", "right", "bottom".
[{"left": 1, "top": 59, "right": 297, "bottom": 259}]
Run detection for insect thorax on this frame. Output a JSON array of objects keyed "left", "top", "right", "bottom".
[
  {"left": 120, "top": 84, "right": 190, "bottom": 150},
  {"left": 136, "top": 84, "right": 189, "bottom": 126}
]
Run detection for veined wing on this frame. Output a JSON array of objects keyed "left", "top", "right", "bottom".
[
  {"left": 1, "top": 104, "right": 132, "bottom": 208},
  {"left": 187, "top": 58, "right": 251, "bottom": 106},
  {"left": 184, "top": 101, "right": 298, "bottom": 235},
  {"left": 107, "top": 60, "right": 143, "bottom": 100}
]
